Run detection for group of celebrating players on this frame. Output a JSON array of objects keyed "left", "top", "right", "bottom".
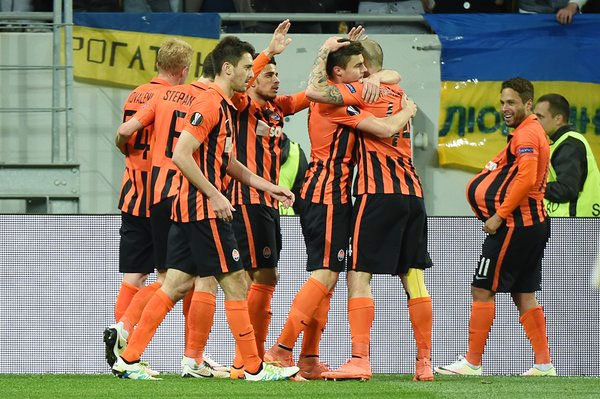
[{"left": 104, "top": 19, "right": 555, "bottom": 381}]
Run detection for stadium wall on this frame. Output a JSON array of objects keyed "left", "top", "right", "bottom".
[
  {"left": 0, "top": 215, "right": 598, "bottom": 375},
  {"left": 0, "top": 32, "right": 478, "bottom": 216}
]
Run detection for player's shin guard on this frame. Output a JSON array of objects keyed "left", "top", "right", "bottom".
[
  {"left": 520, "top": 306, "right": 551, "bottom": 364},
  {"left": 348, "top": 297, "right": 374, "bottom": 360},
  {"left": 278, "top": 277, "right": 329, "bottom": 349},
  {"left": 185, "top": 292, "right": 216, "bottom": 361},
  {"left": 301, "top": 289, "right": 333, "bottom": 357},
  {"left": 465, "top": 301, "right": 495, "bottom": 366},
  {"left": 121, "top": 289, "right": 174, "bottom": 362},
  {"left": 120, "top": 281, "right": 162, "bottom": 335},
  {"left": 225, "top": 300, "right": 262, "bottom": 374},
  {"left": 247, "top": 283, "right": 275, "bottom": 359},
  {"left": 114, "top": 281, "right": 140, "bottom": 322}
]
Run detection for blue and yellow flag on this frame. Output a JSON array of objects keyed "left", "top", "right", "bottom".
[
  {"left": 67, "top": 12, "right": 220, "bottom": 88},
  {"left": 424, "top": 14, "right": 600, "bottom": 171}
]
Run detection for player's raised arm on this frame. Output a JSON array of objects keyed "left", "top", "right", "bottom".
[
  {"left": 305, "top": 37, "right": 351, "bottom": 105},
  {"left": 226, "top": 157, "right": 295, "bottom": 209},
  {"left": 172, "top": 130, "right": 235, "bottom": 221}
]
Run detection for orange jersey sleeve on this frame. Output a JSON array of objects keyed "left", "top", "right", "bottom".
[
  {"left": 274, "top": 91, "right": 310, "bottom": 115},
  {"left": 183, "top": 92, "right": 222, "bottom": 144},
  {"left": 496, "top": 126, "right": 543, "bottom": 219}
]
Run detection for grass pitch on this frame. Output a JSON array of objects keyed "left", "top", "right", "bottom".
[{"left": 1, "top": 374, "right": 598, "bottom": 398}]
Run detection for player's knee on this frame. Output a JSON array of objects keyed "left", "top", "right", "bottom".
[
  {"left": 401, "top": 268, "right": 429, "bottom": 299},
  {"left": 250, "top": 268, "right": 278, "bottom": 286},
  {"left": 471, "top": 285, "right": 495, "bottom": 302},
  {"left": 310, "top": 269, "right": 339, "bottom": 291},
  {"left": 194, "top": 276, "right": 218, "bottom": 295},
  {"left": 122, "top": 273, "right": 148, "bottom": 288}
]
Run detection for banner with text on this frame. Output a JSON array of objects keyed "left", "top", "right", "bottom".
[
  {"left": 67, "top": 13, "right": 220, "bottom": 88},
  {"left": 424, "top": 15, "right": 600, "bottom": 171}
]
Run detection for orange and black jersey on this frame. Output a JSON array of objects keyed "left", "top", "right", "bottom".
[
  {"left": 172, "top": 84, "right": 237, "bottom": 222},
  {"left": 301, "top": 100, "right": 372, "bottom": 205},
  {"left": 134, "top": 81, "right": 209, "bottom": 206},
  {"left": 231, "top": 91, "right": 309, "bottom": 208},
  {"left": 336, "top": 81, "right": 423, "bottom": 197},
  {"left": 118, "top": 77, "right": 170, "bottom": 217},
  {"left": 466, "top": 114, "right": 550, "bottom": 227}
]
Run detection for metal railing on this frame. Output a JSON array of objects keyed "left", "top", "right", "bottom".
[{"left": 0, "top": 1, "right": 74, "bottom": 163}]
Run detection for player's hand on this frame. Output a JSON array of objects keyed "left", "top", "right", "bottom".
[
  {"left": 361, "top": 74, "right": 381, "bottom": 103},
  {"left": 556, "top": 4, "right": 578, "bottom": 24},
  {"left": 269, "top": 184, "right": 295, "bottom": 209},
  {"left": 209, "top": 191, "right": 235, "bottom": 222},
  {"left": 483, "top": 213, "right": 503, "bottom": 235},
  {"left": 347, "top": 25, "right": 366, "bottom": 41},
  {"left": 322, "top": 36, "right": 350, "bottom": 52},
  {"left": 266, "top": 19, "right": 292, "bottom": 57},
  {"left": 401, "top": 94, "right": 417, "bottom": 117}
]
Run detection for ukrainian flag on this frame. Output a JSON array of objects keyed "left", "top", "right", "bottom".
[{"left": 424, "top": 14, "right": 600, "bottom": 171}]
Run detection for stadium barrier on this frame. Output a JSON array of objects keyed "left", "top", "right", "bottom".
[{"left": 1, "top": 215, "right": 598, "bottom": 375}]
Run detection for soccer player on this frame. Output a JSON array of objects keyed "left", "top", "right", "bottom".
[
  {"left": 265, "top": 35, "right": 417, "bottom": 380},
  {"left": 106, "top": 37, "right": 193, "bottom": 372},
  {"left": 435, "top": 77, "right": 555, "bottom": 377},
  {"left": 111, "top": 35, "right": 299, "bottom": 381},
  {"left": 226, "top": 21, "right": 311, "bottom": 379},
  {"left": 307, "top": 38, "right": 434, "bottom": 382}
]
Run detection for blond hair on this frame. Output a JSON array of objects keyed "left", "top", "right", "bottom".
[{"left": 156, "top": 38, "right": 193, "bottom": 74}]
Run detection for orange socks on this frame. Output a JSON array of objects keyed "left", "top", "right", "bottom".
[
  {"left": 184, "top": 292, "right": 216, "bottom": 361},
  {"left": 408, "top": 297, "right": 432, "bottom": 360},
  {"left": 348, "top": 297, "right": 375, "bottom": 359},
  {"left": 247, "top": 283, "right": 275, "bottom": 359},
  {"left": 114, "top": 281, "right": 139, "bottom": 322},
  {"left": 278, "top": 278, "right": 330, "bottom": 349},
  {"left": 121, "top": 289, "right": 174, "bottom": 363},
  {"left": 120, "top": 281, "right": 162, "bottom": 335},
  {"left": 301, "top": 289, "right": 333, "bottom": 357},
  {"left": 465, "top": 301, "right": 495, "bottom": 366},
  {"left": 520, "top": 306, "right": 551, "bottom": 364},
  {"left": 225, "top": 300, "right": 262, "bottom": 374}
]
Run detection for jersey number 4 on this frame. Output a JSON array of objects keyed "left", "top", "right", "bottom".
[{"left": 123, "top": 110, "right": 150, "bottom": 159}]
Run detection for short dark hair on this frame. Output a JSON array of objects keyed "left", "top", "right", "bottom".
[
  {"left": 501, "top": 77, "right": 534, "bottom": 103},
  {"left": 326, "top": 39, "right": 364, "bottom": 78},
  {"left": 211, "top": 36, "right": 255, "bottom": 76},
  {"left": 202, "top": 52, "right": 215, "bottom": 79},
  {"left": 536, "top": 93, "right": 570, "bottom": 121},
  {"left": 253, "top": 52, "right": 276, "bottom": 66}
]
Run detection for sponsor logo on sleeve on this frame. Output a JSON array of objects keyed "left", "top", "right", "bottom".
[
  {"left": 517, "top": 147, "right": 534, "bottom": 154},
  {"left": 344, "top": 83, "right": 356, "bottom": 93}
]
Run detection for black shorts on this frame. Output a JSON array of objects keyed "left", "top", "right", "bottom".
[
  {"left": 149, "top": 197, "right": 174, "bottom": 271},
  {"left": 348, "top": 194, "right": 432, "bottom": 275},
  {"left": 119, "top": 212, "right": 154, "bottom": 274},
  {"left": 165, "top": 219, "right": 243, "bottom": 278},
  {"left": 300, "top": 202, "right": 353, "bottom": 273},
  {"left": 232, "top": 204, "right": 282, "bottom": 270},
  {"left": 471, "top": 219, "right": 550, "bottom": 293}
]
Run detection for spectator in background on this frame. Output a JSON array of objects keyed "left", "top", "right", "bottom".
[
  {"left": 518, "top": 0, "right": 588, "bottom": 24},
  {"left": 431, "top": 0, "right": 507, "bottom": 13},
  {"left": 123, "top": 0, "right": 173, "bottom": 12},
  {"left": 73, "top": 0, "right": 121, "bottom": 11},
  {"left": 251, "top": 1, "right": 353, "bottom": 33},
  {"left": 1, "top": 0, "right": 33, "bottom": 11},
  {"left": 278, "top": 133, "right": 308, "bottom": 216},
  {"left": 185, "top": 0, "right": 256, "bottom": 32},
  {"left": 358, "top": 1, "right": 430, "bottom": 33}
]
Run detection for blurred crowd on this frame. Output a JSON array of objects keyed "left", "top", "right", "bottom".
[{"left": 1, "top": 0, "right": 599, "bottom": 33}]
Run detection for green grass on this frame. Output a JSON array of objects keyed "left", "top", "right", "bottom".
[{"left": 1, "top": 374, "right": 599, "bottom": 398}]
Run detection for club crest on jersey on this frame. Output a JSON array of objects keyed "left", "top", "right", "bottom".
[
  {"left": 263, "top": 246, "right": 272, "bottom": 259},
  {"left": 190, "top": 112, "right": 203, "bottom": 126},
  {"left": 232, "top": 249, "right": 240, "bottom": 262},
  {"left": 517, "top": 147, "right": 534, "bottom": 154},
  {"left": 485, "top": 161, "right": 498, "bottom": 171},
  {"left": 346, "top": 105, "right": 360, "bottom": 116},
  {"left": 344, "top": 83, "right": 356, "bottom": 93},
  {"left": 337, "top": 249, "right": 345, "bottom": 262}
]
